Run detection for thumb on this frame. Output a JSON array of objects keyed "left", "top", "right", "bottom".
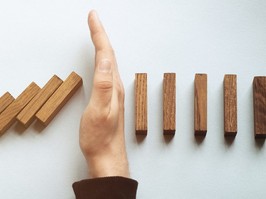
[{"left": 90, "top": 59, "right": 113, "bottom": 110}]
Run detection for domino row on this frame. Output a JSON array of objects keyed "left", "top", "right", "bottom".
[
  {"left": 0, "top": 72, "right": 83, "bottom": 136},
  {"left": 135, "top": 73, "right": 266, "bottom": 139}
]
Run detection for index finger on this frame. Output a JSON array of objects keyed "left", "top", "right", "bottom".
[
  {"left": 88, "top": 10, "right": 113, "bottom": 52},
  {"left": 88, "top": 10, "right": 123, "bottom": 92}
]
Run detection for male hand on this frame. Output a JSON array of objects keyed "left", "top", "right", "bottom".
[{"left": 79, "top": 10, "right": 129, "bottom": 178}]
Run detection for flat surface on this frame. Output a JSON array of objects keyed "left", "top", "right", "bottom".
[{"left": 0, "top": 1, "right": 266, "bottom": 199}]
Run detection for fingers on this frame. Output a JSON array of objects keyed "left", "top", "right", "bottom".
[
  {"left": 88, "top": 11, "right": 118, "bottom": 77},
  {"left": 88, "top": 10, "right": 115, "bottom": 75},
  {"left": 88, "top": 11, "right": 114, "bottom": 111},
  {"left": 90, "top": 59, "right": 113, "bottom": 112},
  {"left": 88, "top": 10, "right": 112, "bottom": 52},
  {"left": 88, "top": 10, "right": 124, "bottom": 113}
]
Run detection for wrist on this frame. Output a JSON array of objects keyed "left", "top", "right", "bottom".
[{"left": 86, "top": 150, "right": 130, "bottom": 178}]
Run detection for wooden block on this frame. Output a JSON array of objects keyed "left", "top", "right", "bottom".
[
  {"left": 135, "top": 73, "right": 147, "bottom": 135},
  {"left": 36, "top": 72, "right": 82, "bottom": 126},
  {"left": 0, "top": 82, "right": 40, "bottom": 135},
  {"left": 224, "top": 74, "right": 237, "bottom": 136},
  {"left": 0, "top": 92, "right": 15, "bottom": 114},
  {"left": 17, "top": 75, "right": 63, "bottom": 127},
  {"left": 194, "top": 74, "right": 207, "bottom": 136},
  {"left": 253, "top": 76, "right": 266, "bottom": 139},
  {"left": 163, "top": 73, "right": 176, "bottom": 135}
]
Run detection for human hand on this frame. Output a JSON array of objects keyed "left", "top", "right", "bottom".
[{"left": 79, "top": 10, "right": 129, "bottom": 178}]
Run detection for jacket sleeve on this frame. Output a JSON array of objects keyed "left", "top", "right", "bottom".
[{"left": 72, "top": 176, "right": 138, "bottom": 199}]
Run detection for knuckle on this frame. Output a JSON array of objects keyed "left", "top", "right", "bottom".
[
  {"left": 98, "top": 48, "right": 115, "bottom": 57},
  {"left": 94, "top": 80, "right": 113, "bottom": 90}
]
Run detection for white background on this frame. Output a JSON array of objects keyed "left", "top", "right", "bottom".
[{"left": 0, "top": 0, "right": 266, "bottom": 198}]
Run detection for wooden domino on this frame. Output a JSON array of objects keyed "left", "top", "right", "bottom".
[
  {"left": 17, "top": 75, "right": 63, "bottom": 127},
  {"left": 36, "top": 72, "right": 82, "bottom": 126},
  {"left": 0, "top": 82, "right": 40, "bottom": 135},
  {"left": 194, "top": 74, "right": 207, "bottom": 136},
  {"left": 0, "top": 92, "right": 15, "bottom": 114},
  {"left": 253, "top": 76, "right": 266, "bottom": 139},
  {"left": 224, "top": 74, "right": 237, "bottom": 136},
  {"left": 163, "top": 73, "right": 176, "bottom": 135},
  {"left": 135, "top": 73, "right": 147, "bottom": 135}
]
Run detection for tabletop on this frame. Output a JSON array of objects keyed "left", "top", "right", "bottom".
[{"left": 0, "top": 1, "right": 266, "bottom": 198}]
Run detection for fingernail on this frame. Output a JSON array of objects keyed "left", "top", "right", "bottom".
[{"left": 98, "top": 60, "right": 112, "bottom": 73}]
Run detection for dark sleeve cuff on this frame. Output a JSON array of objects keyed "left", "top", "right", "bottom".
[{"left": 73, "top": 176, "right": 138, "bottom": 199}]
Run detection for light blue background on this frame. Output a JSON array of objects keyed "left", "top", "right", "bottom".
[{"left": 0, "top": 1, "right": 266, "bottom": 198}]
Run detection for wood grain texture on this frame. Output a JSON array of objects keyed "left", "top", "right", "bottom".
[
  {"left": 0, "top": 92, "right": 15, "bottom": 114},
  {"left": 135, "top": 73, "right": 147, "bottom": 135},
  {"left": 224, "top": 74, "right": 237, "bottom": 136},
  {"left": 17, "top": 75, "right": 63, "bottom": 127},
  {"left": 194, "top": 74, "right": 207, "bottom": 136},
  {"left": 36, "top": 72, "right": 82, "bottom": 126},
  {"left": 253, "top": 76, "right": 266, "bottom": 138},
  {"left": 163, "top": 73, "right": 176, "bottom": 135},
  {"left": 0, "top": 82, "right": 40, "bottom": 135}
]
